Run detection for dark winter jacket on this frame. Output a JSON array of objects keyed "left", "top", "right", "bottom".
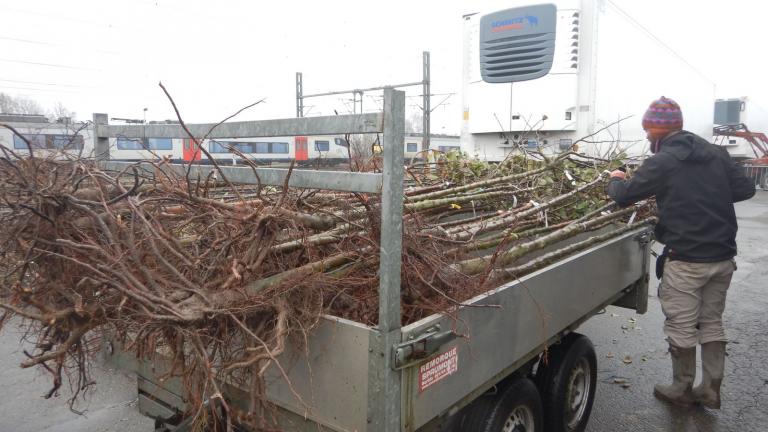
[{"left": 607, "top": 130, "right": 755, "bottom": 262}]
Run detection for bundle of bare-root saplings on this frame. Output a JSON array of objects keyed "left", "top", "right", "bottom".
[{"left": 0, "top": 141, "right": 654, "bottom": 430}]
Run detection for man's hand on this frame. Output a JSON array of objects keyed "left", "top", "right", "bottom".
[{"left": 609, "top": 170, "right": 626, "bottom": 180}]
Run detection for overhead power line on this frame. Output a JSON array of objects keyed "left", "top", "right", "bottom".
[
  {"left": 0, "top": 6, "right": 119, "bottom": 29},
  {"left": 0, "top": 85, "right": 79, "bottom": 94},
  {"left": 606, "top": 0, "right": 713, "bottom": 84},
  {"left": 0, "top": 78, "right": 86, "bottom": 88},
  {"left": 0, "top": 36, "right": 119, "bottom": 55},
  {"left": 0, "top": 58, "right": 99, "bottom": 72},
  {"left": 0, "top": 36, "right": 57, "bottom": 46}
]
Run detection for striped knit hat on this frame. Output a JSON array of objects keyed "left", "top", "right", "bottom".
[{"left": 642, "top": 96, "right": 683, "bottom": 134}]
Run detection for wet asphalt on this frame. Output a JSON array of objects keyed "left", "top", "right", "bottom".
[{"left": 0, "top": 192, "right": 765, "bottom": 432}]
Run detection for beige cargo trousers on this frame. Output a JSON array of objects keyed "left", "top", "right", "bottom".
[{"left": 659, "top": 259, "right": 736, "bottom": 348}]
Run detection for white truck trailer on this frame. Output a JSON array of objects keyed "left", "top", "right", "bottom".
[{"left": 460, "top": 0, "right": 716, "bottom": 161}]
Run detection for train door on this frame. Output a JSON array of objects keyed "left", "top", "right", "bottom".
[
  {"left": 295, "top": 136, "right": 308, "bottom": 161},
  {"left": 182, "top": 139, "right": 201, "bottom": 162}
]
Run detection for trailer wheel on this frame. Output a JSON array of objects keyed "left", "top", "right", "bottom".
[
  {"left": 164, "top": 401, "right": 248, "bottom": 432},
  {"left": 460, "top": 377, "right": 543, "bottom": 432},
  {"left": 536, "top": 334, "right": 597, "bottom": 432}
]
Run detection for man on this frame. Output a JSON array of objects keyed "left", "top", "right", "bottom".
[{"left": 606, "top": 96, "right": 755, "bottom": 409}]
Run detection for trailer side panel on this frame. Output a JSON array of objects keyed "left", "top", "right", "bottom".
[{"left": 400, "top": 228, "right": 649, "bottom": 430}]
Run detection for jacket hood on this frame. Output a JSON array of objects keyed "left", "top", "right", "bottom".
[{"left": 660, "top": 130, "right": 716, "bottom": 162}]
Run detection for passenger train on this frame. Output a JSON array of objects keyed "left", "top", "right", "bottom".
[
  {"left": 110, "top": 135, "right": 353, "bottom": 165},
  {"left": 0, "top": 116, "right": 461, "bottom": 164}
]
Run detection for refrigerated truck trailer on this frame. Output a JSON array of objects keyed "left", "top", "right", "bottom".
[
  {"left": 460, "top": 0, "right": 716, "bottom": 161},
  {"left": 103, "top": 88, "right": 653, "bottom": 432}
]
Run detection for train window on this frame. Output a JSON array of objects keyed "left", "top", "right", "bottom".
[
  {"left": 116, "top": 137, "right": 145, "bottom": 150},
  {"left": 12, "top": 135, "right": 25, "bottom": 149},
  {"left": 253, "top": 142, "right": 269, "bottom": 153},
  {"left": 116, "top": 137, "right": 172, "bottom": 151},
  {"left": 148, "top": 138, "right": 172, "bottom": 150},
  {"left": 52, "top": 135, "right": 84, "bottom": 149},
  {"left": 406, "top": 143, "right": 418, "bottom": 152},
  {"left": 209, "top": 141, "right": 237, "bottom": 153},
  {"left": 52, "top": 136, "right": 68, "bottom": 148},
  {"left": 271, "top": 142, "right": 289, "bottom": 154},
  {"left": 525, "top": 139, "right": 538, "bottom": 149},
  {"left": 334, "top": 137, "right": 348, "bottom": 147},
  {"left": 209, "top": 141, "right": 229, "bottom": 153},
  {"left": 315, "top": 140, "right": 329, "bottom": 152},
  {"left": 13, "top": 134, "right": 46, "bottom": 149},
  {"left": 235, "top": 143, "right": 252, "bottom": 153},
  {"left": 208, "top": 141, "right": 289, "bottom": 154}
]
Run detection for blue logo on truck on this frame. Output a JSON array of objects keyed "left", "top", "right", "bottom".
[{"left": 491, "top": 15, "right": 539, "bottom": 32}]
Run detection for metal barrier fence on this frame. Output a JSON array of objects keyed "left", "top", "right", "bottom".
[{"left": 743, "top": 165, "right": 768, "bottom": 190}]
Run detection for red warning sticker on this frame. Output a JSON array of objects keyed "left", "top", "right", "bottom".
[{"left": 419, "top": 346, "right": 458, "bottom": 392}]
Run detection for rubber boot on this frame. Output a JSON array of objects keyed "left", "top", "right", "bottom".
[
  {"left": 654, "top": 345, "right": 696, "bottom": 407},
  {"left": 692, "top": 342, "right": 725, "bottom": 409}
]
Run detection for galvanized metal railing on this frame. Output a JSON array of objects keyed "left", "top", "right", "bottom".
[
  {"left": 743, "top": 164, "right": 768, "bottom": 190},
  {"left": 93, "top": 88, "right": 406, "bottom": 430}
]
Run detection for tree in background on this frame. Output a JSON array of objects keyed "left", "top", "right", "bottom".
[
  {"left": 0, "top": 93, "right": 76, "bottom": 122},
  {"left": 0, "top": 92, "right": 44, "bottom": 116},
  {"left": 405, "top": 110, "right": 422, "bottom": 134},
  {"left": 49, "top": 102, "right": 77, "bottom": 122}
]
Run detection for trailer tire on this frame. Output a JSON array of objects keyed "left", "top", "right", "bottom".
[
  {"left": 166, "top": 401, "right": 248, "bottom": 432},
  {"left": 460, "top": 377, "right": 543, "bottom": 432},
  {"left": 537, "top": 334, "right": 597, "bottom": 432}
]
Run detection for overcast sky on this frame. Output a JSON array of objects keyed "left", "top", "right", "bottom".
[{"left": 1, "top": 0, "right": 766, "bottom": 133}]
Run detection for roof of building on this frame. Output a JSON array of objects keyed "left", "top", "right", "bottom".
[
  {"left": 404, "top": 133, "right": 460, "bottom": 139},
  {"left": 0, "top": 113, "right": 49, "bottom": 123}
]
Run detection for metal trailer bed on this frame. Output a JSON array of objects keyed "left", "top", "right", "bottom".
[{"left": 97, "top": 89, "right": 652, "bottom": 431}]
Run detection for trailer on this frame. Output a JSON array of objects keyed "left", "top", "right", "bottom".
[
  {"left": 460, "top": 0, "right": 716, "bottom": 161},
  {"left": 100, "top": 88, "right": 652, "bottom": 432}
]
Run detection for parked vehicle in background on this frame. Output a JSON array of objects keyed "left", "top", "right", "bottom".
[
  {"left": 712, "top": 98, "right": 768, "bottom": 189},
  {"left": 460, "top": 0, "right": 716, "bottom": 161},
  {"left": 713, "top": 97, "right": 768, "bottom": 161},
  {"left": 1, "top": 115, "right": 460, "bottom": 166}
]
